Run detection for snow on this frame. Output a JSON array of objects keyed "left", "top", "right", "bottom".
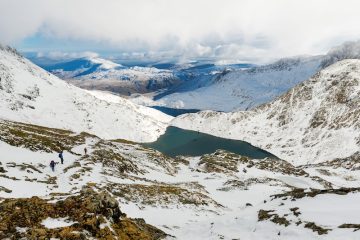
[
  {"left": 0, "top": 140, "right": 98, "bottom": 198},
  {"left": 86, "top": 90, "right": 173, "bottom": 123},
  {"left": 76, "top": 65, "right": 175, "bottom": 82},
  {"left": 289, "top": 193, "right": 360, "bottom": 226},
  {"left": 88, "top": 57, "right": 122, "bottom": 70},
  {"left": 172, "top": 59, "right": 360, "bottom": 164},
  {"left": 16, "top": 227, "right": 28, "bottom": 233},
  {"left": 2, "top": 125, "right": 360, "bottom": 239},
  {"left": 0, "top": 47, "right": 172, "bottom": 142},
  {"left": 1, "top": 45, "right": 360, "bottom": 239},
  {"left": 128, "top": 93, "right": 163, "bottom": 107},
  {"left": 159, "top": 56, "right": 323, "bottom": 111},
  {"left": 41, "top": 217, "right": 77, "bottom": 229}
]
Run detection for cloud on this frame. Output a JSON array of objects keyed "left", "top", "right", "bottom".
[
  {"left": 36, "top": 51, "right": 99, "bottom": 60},
  {"left": 1, "top": 0, "right": 360, "bottom": 62}
]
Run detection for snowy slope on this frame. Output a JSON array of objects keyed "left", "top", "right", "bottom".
[
  {"left": 46, "top": 56, "right": 122, "bottom": 79},
  {"left": 44, "top": 56, "right": 181, "bottom": 95},
  {"left": 70, "top": 66, "right": 180, "bottom": 95},
  {"left": 0, "top": 45, "right": 173, "bottom": 142},
  {"left": 47, "top": 56, "right": 176, "bottom": 83},
  {"left": 158, "top": 56, "right": 324, "bottom": 111},
  {"left": 76, "top": 65, "right": 175, "bottom": 82},
  {"left": 2, "top": 120, "right": 360, "bottom": 239},
  {"left": 172, "top": 59, "right": 360, "bottom": 164},
  {"left": 159, "top": 41, "right": 360, "bottom": 112}
]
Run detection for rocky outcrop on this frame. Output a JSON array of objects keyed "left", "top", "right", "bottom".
[
  {"left": 198, "top": 150, "right": 306, "bottom": 176},
  {"left": 0, "top": 120, "right": 91, "bottom": 153},
  {"left": 0, "top": 186, "right": 166, "bottom": 240}
]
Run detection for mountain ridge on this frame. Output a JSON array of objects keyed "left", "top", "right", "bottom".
[
  {"left": 0, "top": 45, "right": 172, "bottom": 142},
  {"left": 158, "top": 55, "right": 324, "bottom": 111},
  {"left": 158, "top": 40, "right": 360, "bottom": 112},
  {"left": 172, "top": 59, "right": 360, "bottom": 164}
]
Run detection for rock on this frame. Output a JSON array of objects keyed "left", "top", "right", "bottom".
[
  {"left": 338, "top": 223, "right": 360, "bottom": 231},
  {"left": 258, "top": 209, "right": 290, "bottom": 227},
  {"left": 0, "top": 186, "right": 167, "bottom": 239},
  {"left": 304, "top": 222, "right": 330, "bottom": 235}
]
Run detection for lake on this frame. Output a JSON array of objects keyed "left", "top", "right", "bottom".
[
  {"left": 144, "top": 126, "right": 277, "bottom": 159},
  {"left": 151, "top": 106, "right": 201, "bottom": 117}
]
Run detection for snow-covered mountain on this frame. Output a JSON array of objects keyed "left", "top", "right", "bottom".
[
  {"left": 158, "top": 55, "right": 324, "bottom": 111},
  {"left": 71, "top": 66, "right": 180, "bottom": 95},
  {"left": 0, "top": 45, "right": 172, "bottom": 142},
  {"left": 44, "top": 56, "right": 122, "bottom": 79},
  {"left": 41, "top": 56, "right": 181, "bottom": 95},
  {"left": 321, "top": 40, "right": 360, "bottom": 68},
  {"left": 152, "top": 63, "right": 249, "bottom": 100},
  {"left": 158, "top": 40, "right": 360, "bottom": 112},
  {"left": 172, "top": 59, "right": 360, "bottom": 164},
  {"left": 2, "top": 44, "right": 360, "bottom": 239}
]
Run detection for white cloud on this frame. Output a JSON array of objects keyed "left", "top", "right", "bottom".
[
  {"left": 1, "top": 0, "right": 360, "bottom": 62},
  {"left": 36, "top": 51, "right": 99, "bottom": 60}
]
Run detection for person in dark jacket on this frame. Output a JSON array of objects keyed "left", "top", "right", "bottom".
[
  {"left": 50, "top": 160, "right": 57, "bottom": 172},
  {"left": 84, "top": 147, "right": 88, "bottom": 155},
  {"left": 58, "top": 151, "right": 64, "bottom": 164}
]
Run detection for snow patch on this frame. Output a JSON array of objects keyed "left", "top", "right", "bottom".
[{"left": 41, "top": 217, "right": 77, "bottom": 229}]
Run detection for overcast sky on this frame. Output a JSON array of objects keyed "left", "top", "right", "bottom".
[{"left": 1, "top": 0, "right": 360, "bottom": 63}]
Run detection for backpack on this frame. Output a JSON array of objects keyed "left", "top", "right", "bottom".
[{"left": 59, "top": 153, "right": 62, "bottom": 158}]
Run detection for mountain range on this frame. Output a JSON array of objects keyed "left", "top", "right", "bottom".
[
  {"left": 33, "top": 55, "right": 251, "bottom": 99},
  {"left": 158, "top": 41, "right": 360, "bottom": 112},
  {"left": 1, "top": 42, "right": 360, "bottom": 239}
]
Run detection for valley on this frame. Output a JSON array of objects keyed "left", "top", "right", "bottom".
[
  {"left": 2, "top": 1, "right": 360, "bottom": 239},
  {"left": 0, "top": 40, "right": 360, "bottom": 240}
]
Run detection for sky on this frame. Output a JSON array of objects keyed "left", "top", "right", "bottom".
[{"left": 1, "top": 0, "right": 360, "bottom": 63}]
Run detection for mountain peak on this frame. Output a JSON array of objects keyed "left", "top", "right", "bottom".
[
  {"left": 172, "top": 59, "right": 360, "bottom": 164},
  {"left": 85, "top": 56, "right": 122, "bottom": 70},
  {"left": 0, "top": 44, "right": 22, "bottom": 58},
  {"left": 321, "top": 40, "right": 360, "bottom": 68}
]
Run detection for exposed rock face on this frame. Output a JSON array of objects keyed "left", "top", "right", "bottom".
[
  {"left": 0, "top": 186, "right": 166, "bottom": 240},
  {"left": 172, "top": 59, "right": 360, "bottom": 164},
  {"left": 67, "top": 73, "right": 181, "bottom": 96},
  {"left": 198, "top": 150, "right": 307, "bottom": 176},
  {"left": 271, "top": 187, "right": 360, "bottom": 200}
]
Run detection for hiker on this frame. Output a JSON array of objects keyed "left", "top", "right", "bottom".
[
  {"left": 50, "top": 160, "right": 57, "bottom": 172},
  {"left": 84, "top": 147, "right": 88, "bottom": 155},
  {"left": 58, "top": 151, "right": 64, "bottom": 164}
]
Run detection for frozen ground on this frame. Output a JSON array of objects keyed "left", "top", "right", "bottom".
[{"left": 1, "top": 120, "right": 360, "bottom": 239}]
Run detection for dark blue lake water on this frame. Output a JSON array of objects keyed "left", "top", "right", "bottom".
[
  {"left": 144, "top": 127, "right": 277, "bottom": 159},
  {"left": 151, "top": 106, "right": 201, "bottom": 117}
]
